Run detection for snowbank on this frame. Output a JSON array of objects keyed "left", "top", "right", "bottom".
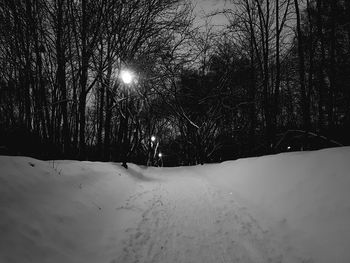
[
  {"left": 201, "top": 147, "right": 350, "bottom": 262},
  {"left": 0, "top": 147, "right": 350, "bottom": 262},
  {"left": 0, "top": 157, "right": 139, "bottom": 263}
]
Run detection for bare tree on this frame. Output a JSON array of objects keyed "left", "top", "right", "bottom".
[{"left": 294, "top": 0, "right": 310, "bottom": 131}]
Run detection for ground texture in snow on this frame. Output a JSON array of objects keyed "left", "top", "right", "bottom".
[{"left": 1, "top": 147, "right": 350, "bottom": 263}]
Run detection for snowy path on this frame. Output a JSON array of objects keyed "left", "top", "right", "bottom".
[
  {"left": 115, "top": 169, "right": 283, "bottom": 263},
  {"left": 3, "top": 148, "right": 350, "bottom": 263}
]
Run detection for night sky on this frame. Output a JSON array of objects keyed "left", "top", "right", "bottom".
[{"left": 192, "top": 0, "right": 228, "bottom": 29}]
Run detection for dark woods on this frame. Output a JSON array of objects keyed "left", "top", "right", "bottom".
[{"left": 0, "top": 0, "right": 349, "bottom": 166}]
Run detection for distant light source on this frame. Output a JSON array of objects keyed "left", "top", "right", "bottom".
[
  {"left": 287, "top": 146, "right": 291, "bottom": 150},
  {"left": 151, "top": 135, "right": 156, "bottom": 142},
  {"left": 158, "top": 153, "right": 162, "bottom": 158},
  {"left": 120, "top": 70, "right": 133, "bottom": 84}
]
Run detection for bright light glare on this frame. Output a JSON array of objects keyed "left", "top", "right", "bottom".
[
  {"left": 151, "top": 136, "right": 156, "bottom": 142},
  {"left": 158, "top": 153, "right": 162, "bottom": 158},
  {"left": 120, "top": 70, "right": 133, "bottom": 84}
]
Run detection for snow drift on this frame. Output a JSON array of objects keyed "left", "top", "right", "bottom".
[{"left": 0, "top": 147, "right": 350, "bottom": 263}]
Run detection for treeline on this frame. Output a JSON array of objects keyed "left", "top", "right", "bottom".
[
  {"left": 216, "top": 0, "right": 350, "bottom": 157},
  {"left": 0, "top": 0, "right": 195, "bottom": 163},
  {"left": 0, "top": 0, "right": 349, "bottom": 166}
]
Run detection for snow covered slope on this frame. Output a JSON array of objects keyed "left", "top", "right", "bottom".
[
  {"left": 0, "top": 147, "right": 350, "bottom": 263},
  {"left": 201, "top": 147, "right": 350, "bottom": 262}
]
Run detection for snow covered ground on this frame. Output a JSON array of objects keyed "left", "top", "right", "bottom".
[{"left": 1, "top": 147, "right": 350, "bottom": 263}]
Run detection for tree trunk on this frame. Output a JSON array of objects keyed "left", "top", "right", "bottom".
[
  {"left": 78, "top": 78, "right": 87, "bottom": 160},
  {"left": 121, "top": 96, "right": 129, "bottom": 168},
  {"left": 328, "top": 0, "right": 336, "bottom": 129},
  {"left": 78, "top": 0, "right": 88, "bottom": 160},
  {"left": 295, "top": 0, "right": 310, "bottom": 131},
  {"left": 97, "top": 38, "right": 105, "bottom": 157},
  {"left": 274, "top": 0, "right": 280, "bottom": 133},
  {"left": 306, "top": 0, "right": 314, "bottom": 129},
  {"left": 97, "top": 82, "right": 105, "bottom": 157},
  {"left": 56, "top": 0, "right": 70, "bottom": 156},
  {"left": 24, "top": 0, "right": 32, "bottom": 130},
  {"left": 103, "top": 65, "right": 113, "bottom": 161},
  {"left": 257, "top": 0, "right": 273, "bottom": 149},
  {"left": 316, "top": 0, "right": 326, "bottom": 131},
  {"left": 249, "top": 32, "right": 256, "bottom": 149}
]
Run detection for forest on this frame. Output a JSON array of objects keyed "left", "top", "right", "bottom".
[{"left": 0, "top": 0, "right": 349, "bottom": 166}]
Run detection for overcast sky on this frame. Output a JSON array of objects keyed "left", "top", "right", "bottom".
[{"left": 192, "top": 0, "right": 228, "bottom": 29}]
